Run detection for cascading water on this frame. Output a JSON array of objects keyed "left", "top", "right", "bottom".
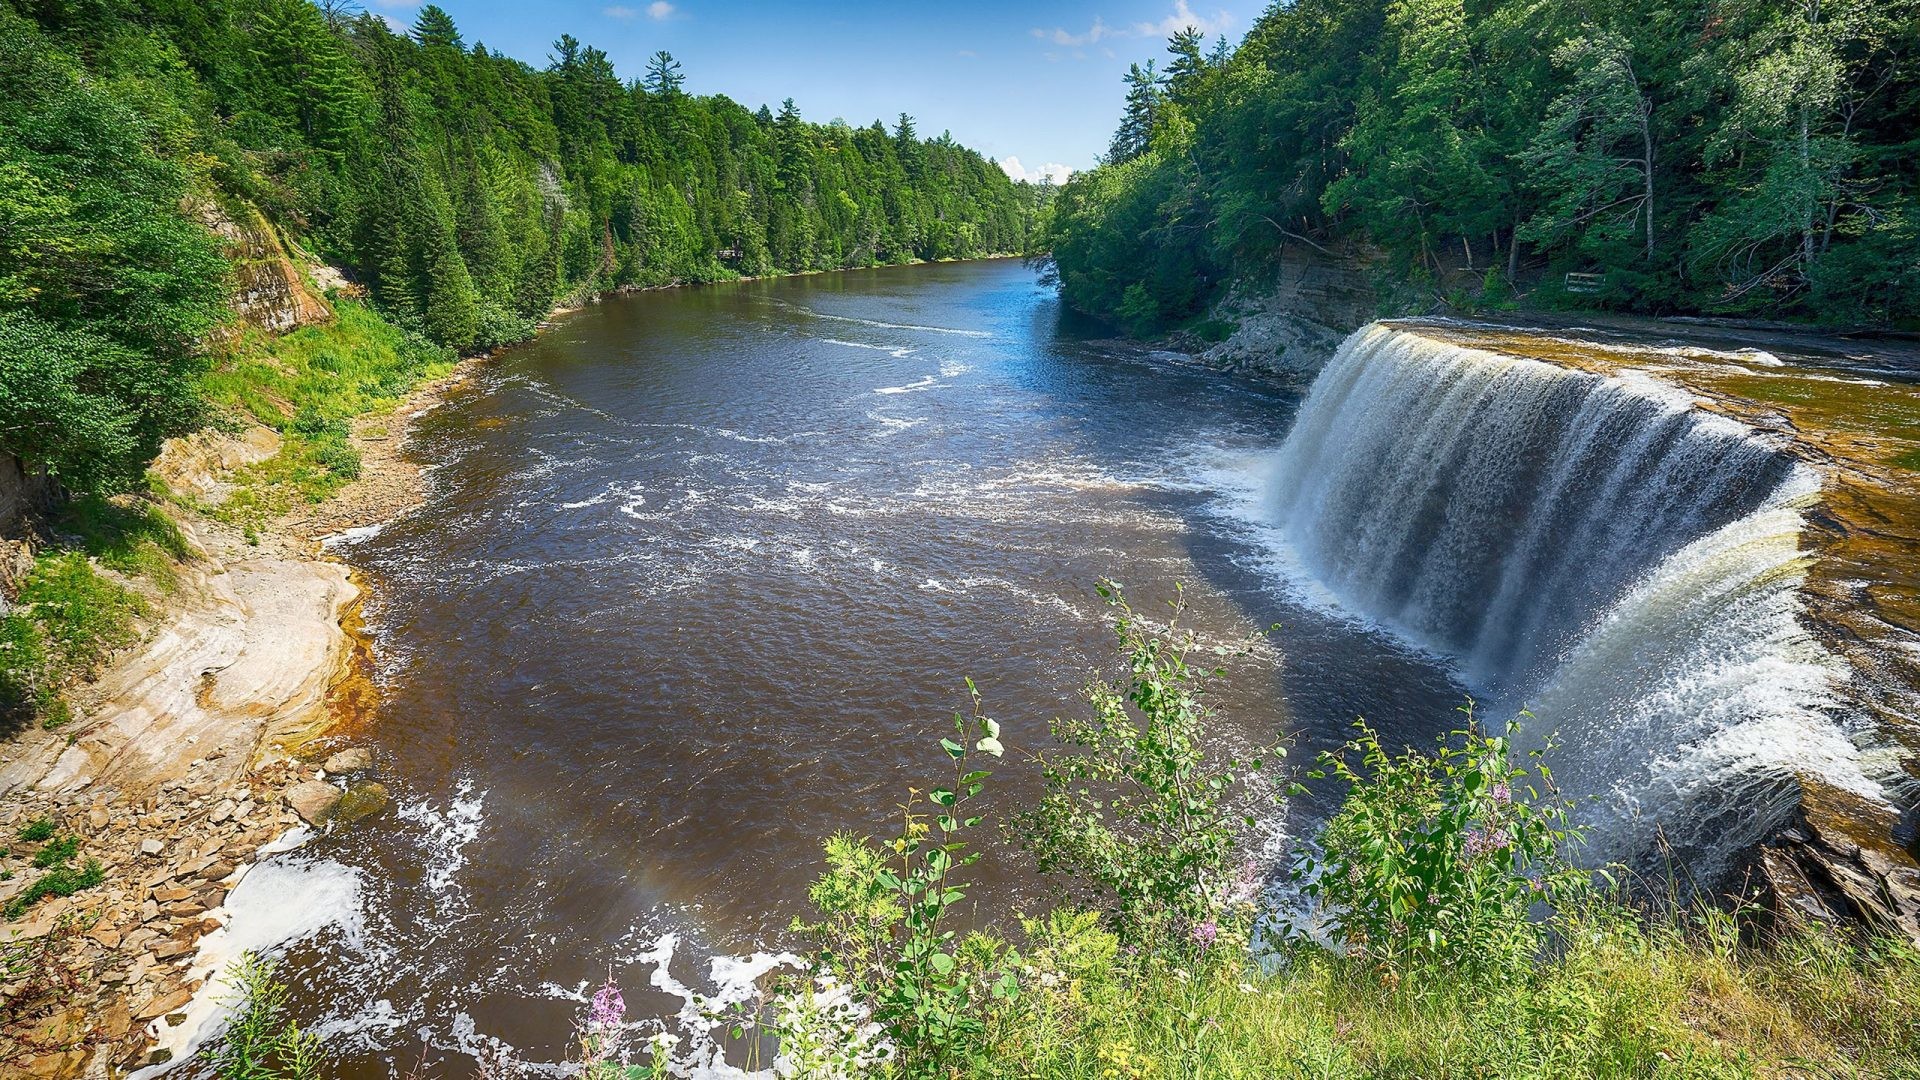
[{"left": 1269, "top": 324, "right": 1884, "bottom": 870}]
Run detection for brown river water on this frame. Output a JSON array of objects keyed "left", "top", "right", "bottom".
[{"left": 188, "top": 259, "right": 1474, "bottom": 1076}]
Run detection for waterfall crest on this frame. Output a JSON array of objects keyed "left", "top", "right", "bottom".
[{"left": 1270, "top": 324, "right": 1882, "bottom": 866}]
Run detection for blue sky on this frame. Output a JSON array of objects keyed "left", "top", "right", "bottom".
[{"left": 372, "top": 0, "right": 1271, "bottom": 179}]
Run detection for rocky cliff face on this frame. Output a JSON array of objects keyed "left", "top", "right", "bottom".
[
  {"left": 1194, "top": 245, "right": 1381, "bottom": 381},
  {"left": 195, "top": 200, "right": 334, "bottom": 337}
]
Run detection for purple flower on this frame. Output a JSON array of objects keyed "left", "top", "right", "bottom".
[
  {"left": 1491, "top": 781, "right": 1511, "bottom": 806},
  {"left": 1191, "top": 920, "right": 1219, "bottom": 950},
  {"left": 589, "top": 980, "right": 625, "bottom": 1032},
  {"left": 1461, "top": 824, "right": 1510, "bottom": 862}
]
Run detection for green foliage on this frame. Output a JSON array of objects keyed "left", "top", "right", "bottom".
[
  {"left": 30, "top": 834, "right": 79, "bottom": 869},
  {"left": 4, "top": 822, "right": 105, "bottom": 917},
  {"left": 215, "top": 952, "right": 322, "bottom": 1080},
  {"left": 1041, "top": 0, "right": 1920, "bottom": 329},
  {"left": 1019, "top": 582, "right": 1277, "bottom": 948},
  {"left": 794, "top": 683, "right": 1020, "bottom": 1075},
  {"left": 1295, "top": 711, "right": 1589, "bottom": 978},
  {"left": 16, "top": 817, "right": 56, "bottom": 843},
  {"left": 3, "top": 859, "right": 105, "bottom": 917},
  {"left": 0, "top": 549, "right": 147, "bottom": 728},
  {"left": 0, "top": 9, "right": 228, "bottom": 493}
]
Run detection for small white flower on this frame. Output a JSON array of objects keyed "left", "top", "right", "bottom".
[
  {"left": 1238, "top": 982, "right": 1258, "bottom": 994},
  {"left": 1038, "top": 971, "right": 1061, "bottom": 989},
  {"left": 1174, "top": 969, "right": 1191, "bottom": 983}
]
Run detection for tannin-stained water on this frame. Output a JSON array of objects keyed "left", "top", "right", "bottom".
[{"left": 222, "top": 261, "right": 1468, "bottom": 1076}]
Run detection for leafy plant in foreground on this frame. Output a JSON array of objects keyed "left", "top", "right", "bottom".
[
  {"left": 795, "top": 681, "right": 1019, "bottom": 1075},
  {"left": 1296, "top": 710, "right": 1589, "bottom": 980},
  {"left": 1018, "top": 581, "right": 1278, "bottom": 950},
  {"left": 215, "top": 952, "right": 321, "bottom": 1080}
]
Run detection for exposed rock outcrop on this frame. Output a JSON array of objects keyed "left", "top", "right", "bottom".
[
  {"left": 1195, "top": 245, "right": 1380, "bottom": 381},
  {"left": 193, "top": 201, "right": 333, "bottom": 337}
]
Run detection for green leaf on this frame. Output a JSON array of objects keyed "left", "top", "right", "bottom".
[
  {"left": 975, "top": 736, "right": 1004, "bottom": 757},
  {"left": 929, "top": 952, "right": 955, "bottom": 974},
  {"left": 940, "top": 738, "right": 965, "bottom": 759}
]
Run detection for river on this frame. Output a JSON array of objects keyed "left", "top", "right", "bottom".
[{"left": 230, "top": 259, "right": 1474, "bottom": 1074}]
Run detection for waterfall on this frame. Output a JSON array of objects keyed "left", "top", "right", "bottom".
[{"left": 1270, "top": 324, "right": 1883, "bottom": 869}]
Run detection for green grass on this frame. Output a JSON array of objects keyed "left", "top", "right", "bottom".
[
  {"left": 0, "top": 548, "right": 147, "bottom": 730},
  {"left": 200, "top": 298, "right": 455, "bottom": 520},
  {"left": 29, "top": 835, "right": 78, "bottom": 868},
  {"left": 965, "top": 906, "right": 1920, "bottom": 1079},
  {"left": 3, "top": 859, "right": 105, "bottom": 918},
  {"left": 16, "top": 817, "right": 55, "bottom": 843}
]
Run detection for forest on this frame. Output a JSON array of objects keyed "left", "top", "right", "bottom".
[
  {"left": 0, "top": 0, "right": 1037, "bottom": 495},
  {"left": 1039, "top": 0, "right": 1920, "bottom": 334}
]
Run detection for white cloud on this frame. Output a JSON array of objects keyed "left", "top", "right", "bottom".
[
  {"left": 1030, "top": 16, "right": 1114, "bottom": 48},
  {"left": 999, "top": 156, "right": 1074, "bottom": 185},
  {"left": 1030, "top": 4, "right": 1234, "bottom": 56},
  {"left": 647, "top": 0, "right": 676, "bottom": 18},
  {"left": 1133, "top": 0, "right": 1235, "bottom": 37},
  {"left": 603, "top": 4, "right": 637, "bottom": 17}
]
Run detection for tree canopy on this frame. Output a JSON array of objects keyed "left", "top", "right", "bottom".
[
  {"left": 0, "top": 0, "right": 1042, "bottom": 492},
  {"left": 1041, "top": 0, "right": 1920, "bottom": 331}
]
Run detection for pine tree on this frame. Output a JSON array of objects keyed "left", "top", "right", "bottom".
[
  {"left": 643, "top": 50, "right": 684, "bottom": 97},
  {"left": 1164, "top": 27, "right": 1207, "bottom": 105},
  {"left": 1107, "top": 61, "right": 1162, "bottom": 164},
  {"left": 412, "top": 4, "right": 462, "bottom": 50}
]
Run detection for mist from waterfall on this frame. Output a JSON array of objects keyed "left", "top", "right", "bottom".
[{"left": 1268, "top": 325, "right": 1883, "bottom": 870}]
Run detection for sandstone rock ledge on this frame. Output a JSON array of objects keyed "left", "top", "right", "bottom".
[{"left": 0, "top": 517, "right": 360, "bottom": 1077}]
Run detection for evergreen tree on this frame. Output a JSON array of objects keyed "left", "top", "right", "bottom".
[
  {"left": 1108, "top": 62, "right": 1163, "bottom": 164},
  {"left": 412, "top": 5, "right": 463, "bottom": 50},
  {"left": 644, "top": 50, "right": 684, "bottom": 97}
]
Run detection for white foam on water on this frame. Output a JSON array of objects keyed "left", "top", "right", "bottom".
[
  {"left": 133, "top": 846, "right": 367, "bottom": 1077},
  {"left": 780, "top": 301, "right": 991, "bottom": 338},
  {"left": 867, "top": 411, "right": 927, "bottom": 436},
  {"left": 821, "top": 338, "right": 918, "bottom": 359},
  {"left": 396, "top": 777, "right": 484, "bottom": 898},
  {"left": 321, "top": 522, "right": 387, "bottom": 549},
  {"left": 874, "top": 376, "right": 939, "bottom": 395}
]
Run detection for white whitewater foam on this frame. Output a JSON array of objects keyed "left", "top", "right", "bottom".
[
  {"left": 780, "top": 302, "right": 991, "bottom": 338},
  {"left": 321, "top": 522, "right": 387, "bottom": 549},
  {"left": 396, "top": 777, "right": 484, "bottom": 898},
  {"left": 874, "top": 375, "right": 939, "bottom": 395},
  {"left": 133, "top": 845, "right": 366, "bottom": 1077}
]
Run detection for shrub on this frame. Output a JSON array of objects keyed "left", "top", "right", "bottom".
[
  {"left": 1294, "top": 711, "right": 1588, "bottom": 980},
  {"left": 215, "top": 952, "right": 321, "bottom": 1080},
  {"left": 793, "top": 682, "right": 1020, "bottom": 1074},
  {"left": 1018, "top": 581, "right": 1277, "bottom": 949},
  {"left": 3, "top": 858, "right": 103, "bottom": 917}
]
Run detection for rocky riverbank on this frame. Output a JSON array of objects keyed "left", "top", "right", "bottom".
[{"left": 0, "top": 351, "right": 482, "bottom": 1078}]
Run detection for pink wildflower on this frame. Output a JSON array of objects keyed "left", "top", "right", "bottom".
[
  {"left": 1491, "top": 780, "right": 1511, "bottom": 806},
  {"left": 1191, "top": 920, "right": 1219, "bottom": 950},
  {"left": 590, "top": 980, "right": 625, "bottom": 1032},
  {"left": 1461, "top": 824, "right": 1509, "bottom": 862}
]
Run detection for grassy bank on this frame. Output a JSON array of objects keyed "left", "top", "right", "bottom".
[
  {"left": 961, "top": 908, "right": 1918, "bottom": 1079},
  {"left": 0, "top": 499, "right": 189, "bottom": 730},
  {"left": 198, "top": 298, "right": 459, "bottom": 530}
]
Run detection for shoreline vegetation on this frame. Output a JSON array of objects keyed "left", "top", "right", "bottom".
[{"left": 1034, "top": 0, "right": 1920, "bottom": 340}]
